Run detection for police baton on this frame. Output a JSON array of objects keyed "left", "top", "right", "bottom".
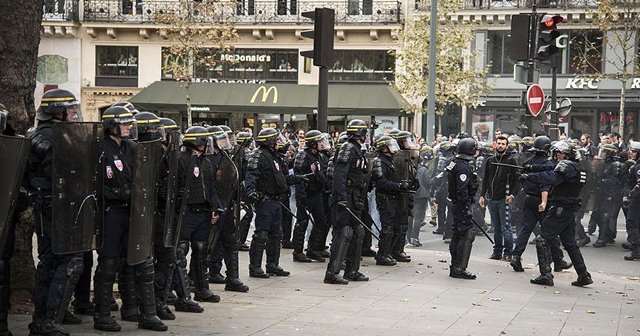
[
  {"left": 277, "top": 200, "right": 298, "bottom": 219},
  {"left": 490, "top": 162, "right": 524, "bottom": 170},
  {"left": 339, "top": 203, "right": 381, "bottom": 241},
  {"left": 469, "top": 217, "right": 494, "bottom": 245}
]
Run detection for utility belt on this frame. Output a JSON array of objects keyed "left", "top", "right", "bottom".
[
  {"left": 105, "top": 201, "right": 130, "bottom": 209},
  {"left": 187, "top": 204, "right": 211, "bottom": 213},
  {"left": 526, "top": 193, "right": 542, "bottom": 198},
  {"left": 376, "top": 192, "right": 399, "bottom": 200}
]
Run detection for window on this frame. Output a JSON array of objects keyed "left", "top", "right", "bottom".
[
  {"left": 96, "top": 46, "right": 138, "bottom": 87},
  {"left": 329, "top": 50, "right": 394, "bottom": 82},
  {"left": 348, "top": 0, "right": 373, "bottom": 15},
  {"left": 569, "top": 30, "right": 604, "bottom": 74},
  {"left": 162, "top": 48, "right": 298, "bottom": 82},
  {"left": 121, "top": 0, "right": 143, "bottom": 15},
  {"left": 486, "top": 30, "right": 514, "bottom": 75},
  {"left": 277, "top": 0, "right": 296, "bottom": 15}
]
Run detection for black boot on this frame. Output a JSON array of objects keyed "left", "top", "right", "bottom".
[
  {"left": 306, "top": 250, "right": 326, "bottom": 262},
  {"left": 208, "top": 273, "right": 226, "bottom": 284},
  {"left": 40, "top": 311, "right": 70, "bottom": 336},
  {"left": 376, "top": 226, "right": 394, "bottom": 264},
  {"left": 449, "top": 230, "right": 476, "bottom": 280},
  {"left": 324, "top": 226, "right": 352, "bottom": 285},
  {"left": 345, "top": 226, "right": 366, "bottom": 281},
  {"left": 292, "top": 251, "right": 312, "bottom": 263},
  {"left": 266, "top": 229, "right": 290, "bottom": 276},
  {"left": 135, "top": 259, "right": 168, "bottom": 331},
  {"left": 93, "top": 257, "right": 122, "bottom": 332},
  {"left": 553, "top": 259, "right": 573, "bottom": 272},
  {"left": 249, "top": 231, "right": 270, "bottom": 278},
  {"left": 571, "top": 272, "right": 593, "bottom": 287},
  {"left": 191, "top": 241, "right": 221, "bottom": 303},
  {"left": 0, "top": 260, "right": 12, "bottom": 336},
  {"left": 530, "top": 237, "right": 554, "bottom": 286},
  {"left": 624, "top": 246, "right": 640, "bottom": 261},
  {"left": 118, "top": 263, "right": 139, "bottom": 322},
  {"left": 510, "top": 255, "right": 524, "bottom": 272},
  {"left": 224, "top": 251, "right": 249, "bottom": 293},
  {"left": 174, "top": 242, "right": 204, "bottom": 313}
]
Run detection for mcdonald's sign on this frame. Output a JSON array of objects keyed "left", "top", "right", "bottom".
[{"left": 250, "top": 86, "right": 278, "bottom": 104}]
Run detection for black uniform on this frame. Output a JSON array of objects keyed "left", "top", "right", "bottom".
[
  {"left": 372, "top": 152, "right": 404, "bottom": 265},
  {"left": 447, "top": 156, "right": 479, "bottom": 279},
  {"left": 524, "top": 160, "right": 593, "bottom": 286},
  {"left": 433, "top": 149, "right": 454, "bottom": 239},
  {"left": 624, "top": 161, "right": 640, "bottom": 259},
  {"left": 324, "top": 140, "right": 370, "bottom": 283},
  {"left": 27, "top": 121, "right": 85, "bottom": 334},
  {"left": 244, "top": 146, "right": 291, "bottom": 278},
  {"left": 592, "top": 156, "right": 628, "bottom": 246},
  {"left": 291, "top": 147, "right": 329, "bottom": 261},
  {"left": 237, "top": 146, "right": 254, "bottom": 249}
]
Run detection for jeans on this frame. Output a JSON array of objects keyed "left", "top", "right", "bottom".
[{"left": 488, "top": 198, "right": 513, "bottom": 257}]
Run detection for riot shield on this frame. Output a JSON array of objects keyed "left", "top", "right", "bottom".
[
  {"left": 363, "top": 150, "right": 377, "bottom": 191},
  {"left": 216, "top": 151, "right": 239, "bottom": 210},
  {"left": 0, "top": 135, "right": 30, "bottom": 253},
  {"left": 51, "top": 122, "right": 103, "bottom": 254},
  {"left": 127, "top": 139, "right": 162, "bottom": 265},
  {"left": 393, "top": 149, "right": 420, "bottom": 216},
  {"left": 162, "top": 134, "right": 181, "bottom": 248}
]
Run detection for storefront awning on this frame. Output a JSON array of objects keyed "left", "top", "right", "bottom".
[{"left": 129, "top": 81, "right": 409, "bottom": 116}]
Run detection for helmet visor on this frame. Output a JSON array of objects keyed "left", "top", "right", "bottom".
[
  {"left": 65, "top": 104, "right": 83, "bottom": 122},
  {"left": 387, "top": 138, "right": 400, "bottom": 154},
  {"left": 228, "top": 133, "right": 237, "bottom": 147},
  {"left": 404, "top": 135, "right": 419, "bottom": 149},
  {"left": 364, "top": 129, "right": 371, "bottom": 145},
  {"left": 318, "top": 134, "right": 331, "bottom": 150},
  {"left": 276, "top": 132, "right": 288, "bottom": 148},
  {"left": 118, "top": 120, "right": 138, "bottom": 140},
  {"left": 205, "top": 136, "right": 216, "bottom": 155},
  {"left": 216, "top": 133, "right": 233, "bottom": 151},
  {"left": 597, "top": 147, "right": 612, "bottom": 160}
]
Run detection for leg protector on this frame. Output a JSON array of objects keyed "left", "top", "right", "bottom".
[
  {"left": 191, "top": 241, "right": 220, "bottom": 303},
  {"left": 135, "top": 259, "right": 168, "bottom": 331},
  {"left": 0, "top": 260, "right": 10, "bottom": 336},
  {"left": 324, "top": 226, "right": 353, "bottom": 285},
  {"left": 345, "top": 225, "right": 364, "bottom": 275},
  {"left": 50, "top": 256, "right": 84, "bottom": 324},
  {"left": 450, "top": 230, "right": 476, "bottom": 280},
  {"left": 266, "top": 228, "right": 289, "bottom": 276},
  {"left": 224, "top": 251, "right": 249, "bottom": 292},
  {"left": 249, "top": 231, "right": 269, "bottom": 278},
  {"left": 531, "top": 236, "right": 554, "bottom": 286},
  {"left": 118, "top": 262, "right": 139, "bottom": 321},
  {"left": 93, "top": 257, "right": 121, "bottom": 332}
]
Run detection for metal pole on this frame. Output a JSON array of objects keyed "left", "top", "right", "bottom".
[
  {"left": 318, "top": 65, "right": 329, "bottom": 132},
  {"left": 424, "top": 0, "right": 437, "bottom": 143},
  {"left": 523, "top": 0, "right": 538, "bottom": 137},
  {"left": 549, "top": 65, "right": 558, "bottom": 141}
]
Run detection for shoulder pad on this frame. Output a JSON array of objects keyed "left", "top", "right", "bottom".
[
  {"left": 293, "top": 150, "right": 307, "bottom": 172},
  {"left": 372, "top": 157, "right": 383, "bottom": 178},
  {"left": 247, "top": 148, "right": 262, "bottom": 170},
  {"left": 445, "top": 160, "right": 456, "bottom": 171},
  {"left": 30, "top": 132, "right": 52, "bottom": 158},
  {"left": 554, "top": 160, "right": 573, "bottom": 174},
  {"left": 336, "top": 142, "right": 354, "bottom": 164}
]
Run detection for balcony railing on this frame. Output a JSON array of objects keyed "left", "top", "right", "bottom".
[
  {"left": 413, "top": 0, "right": 599, "bottom": 11},
  {"left": 43, "top": 0, "right": 80, "bottom": 21},
  {"left": 83, "top": 0, "right": 402, "bottom": 24}
]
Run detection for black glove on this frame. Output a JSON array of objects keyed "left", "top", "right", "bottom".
[
  {"left": 519, "top": 174, "right": 529, "bottom": 181},
  {"left": 623, "top": 196, "right": 630, "bottom": 208},
  {"left": 522, "top": 164, "right": 532, "bottom": 172},
  {"left": 466, "top": 208, "right": 473, "bottom": 218},
  {"left": 248, "top": 191, "right": 263, "bottom": 204},
  {"left": 399, "top": 181, "right": 410, "bottom": 191},
  {"left": 337, "top": 200, "right": 348, "bottom": 208}
]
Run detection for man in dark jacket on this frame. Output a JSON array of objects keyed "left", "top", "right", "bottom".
[{"left": 479, "top": 136, "right": 519, "bottom": 261}]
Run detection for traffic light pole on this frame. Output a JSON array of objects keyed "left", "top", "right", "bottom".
[
  {"left": 522, "top": 1, "right": 538, "bottom": 137},
  {"left": 318, "top": 66, "right": 328, "bottom": 132},
  {"left": 549, "top": 65, "right": 558, "bottom": 141}
]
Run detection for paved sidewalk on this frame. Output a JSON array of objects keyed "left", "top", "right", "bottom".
[{"left": 8, "top": 239, "right": 640, "bottom": 336}]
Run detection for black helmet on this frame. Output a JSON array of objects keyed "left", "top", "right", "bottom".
[
  {"left": 388, "top": 128, "right": 400, "bottom": 138},
  {"left": 305, "top": 130, "right": 324, "bottom": 149},
  {"left": 532, "top": 135, "right": 551, "bottom": 152},
  {"left": 38, "top": 89, "right": 80, "bottom": 121},
  {"left": 392, "top": 130, "right": 417, "bottom": 150},
  {"left": 135, "top": 112, "right": 165, "bottom": 142},
  {"left": 456, "top": 132, "right": 470, "bottom": 139},
  {"left": 236, "top": 131, "right": 252, "bottom": 142},
  {"left": 456, "top": 138, "right": 477, "bottom": 161},
  {"left": 207, "top": 125, "right": 233, "bottom": 151},
  {"left": 183, "top": 126, "right": 212, "bottom": 150},
  {"left": 111, "top": 101, "right": 139, "bottom": 115},
  {"left": 257, "top": 128, "right": 284, "bottom": 147},
  {"left": 374, "top": 135, "right": 399, "bottom": 153},
  {"left": 102, "top": 106, "right": 137, "bottom": 140},
  {"left": 346, "top": 119, "right": 368, "bottom": 138},
  {"left": 219, "top": 125, "right": 236, "bottom": 146},
  {"left": 597, "top": 143, "right": 619, "bottom": 160},
  {"left": 159, "top": 117, "right": 179, "bottom": 132},
  {"left": 337, "top": 133, "right": 349, "bottom": 146}
]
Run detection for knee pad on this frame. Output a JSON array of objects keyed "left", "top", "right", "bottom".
[
  {"left": 338, "top": 226, "right": 354, "bottom": 241},
  {"left": 134, "top": 258, "right": 155, "bottom": 283},
  {"left": 535, "top": 236, "right": 548, "bottom": 248},
  {"left": 96, "top": 257, "right": 119, "bottom": 283},
  {"left": 66, "top": 256, "right": 84, "bottom": 283},
  {"left": 192, "top": 241, "right": 207, "bottom": 259},
  {"left": 463, "top": 229, "right": 476, "bottom": 243},
  {"left": 253, "top": 231, "right": 269, "bottom": 247}
]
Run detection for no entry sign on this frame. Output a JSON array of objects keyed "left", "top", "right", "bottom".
[{"left": 527, "top": 84, "right": 545, "bottom": 117}]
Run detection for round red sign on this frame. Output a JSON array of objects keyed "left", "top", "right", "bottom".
[{"left": 527, "top": 84, "right": 545, "bottom": 117}]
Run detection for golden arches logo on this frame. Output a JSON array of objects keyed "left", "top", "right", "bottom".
[{"left": 250, "top": 86, "right": 278, "bottom": 104}]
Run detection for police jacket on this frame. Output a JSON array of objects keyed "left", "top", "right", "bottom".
[
  {"left": 294, "top": 147, "right": 326, "bottom": 203},
  {"left": 26, "top": 121, "right": 55, "bottom": 194},
  {"left": 319, "top": 150, "right": 332, "bottom": 194},
  {"left": 244, "top": 146, "right": 289, "bottom": 198},
  {"left": 447, "top": 157, "right": 478, "bottom": 211},
  {"left": 598, "top": 157, "right": 629, "bottom": 196},
  {"left": 331, "top": 140, "right": 368, "bottom": 203},
  {"left": 525, "top": 160, "right": 586, "bottom": 206},
  {"left": 103, "top": 135, "right": 135, "bottom": 206},
  {"left": 521, "top": 153, "right": 553, "bottom": 196},
  {"left": 177, "top": 150, "right": 222, "bottom": 211},
  {"left": 372, "top": 152, "right": 402, "bottom": 195},
  {"left": 480, "top": 152, "right": 520, "bottom": 200}
]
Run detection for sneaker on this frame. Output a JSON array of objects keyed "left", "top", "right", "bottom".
[
  {"left": 156, "top": 305, "right": 176, "bottom": 321},
  {"left": 360, "top": 249, "right": 377, "bottom": 257},
  {"left": 62, "top": 310, "right": 81, "bottom": 325},
  {"left": 306, "top": 250, "right": 326, "bottom": 262},
  {"left": 94, "top": 315, "right": 122, "bottom": 332},
  {"left": 293, "top": 252, "right": 312, "bottom": 263}
]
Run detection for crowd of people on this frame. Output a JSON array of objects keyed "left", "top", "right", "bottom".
[{"left": 1, "top": 90, "right": 638, "bottom": 336}]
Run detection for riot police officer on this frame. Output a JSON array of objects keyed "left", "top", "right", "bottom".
[
  {"left": 624, "top": 141, "right": 640, "bottom": 261},
  {"left": 245, "top": 128, "right": 297, "bottom": 278},
  {"left": 432, "top": 141, "right": 455, "bottom": 237},
  {"left": 174, "top": 126, "right": 224, "bottom": 304},
  {"left": 235, "top": 131, "right": 255, "bottom": 251},
  {"left": 520, "top": 141, "right": 593, "bottom": 287},
  {"left": 408, "top": 145, "right": 436, "bottom": 246},
  {"left": 93, "top": 106, "right": 167, "bottom": 332},
  {"left": 291, "top": 130, "right": 331, "bottom": 263},
  {"left": 26, "top": 89, "right": 86, "bottom": 336},
  {"left": 447, "top": 138, "right": 479, "bottom": 280},
  {"left": 511, "top": 136, "right": 571, "bottom": 273},
  {"left": 593, "top": 144, "right": 627, "bottom": 247},
  {"left": 324, "top": 120, "right": 371, "bottom": 284},
  {"left": 372, "top": 135, "right": 407, "bottom": 265}
]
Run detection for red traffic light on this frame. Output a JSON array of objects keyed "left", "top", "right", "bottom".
[{"left": 540, "top": 15, "right": 563, "bottom": 29}]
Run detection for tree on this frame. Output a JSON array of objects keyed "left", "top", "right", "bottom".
[
  {"left": 156, "top": 0, "right": 238, "bottom": 127},
  {"left": 394, "top": 0, "right": 492, "bottom": 126},
  {"left": 0, "top": 0, "right": 44, "bottom": 305},
  {"left": 572, "top": 0, "right": 640, "bottom": 140}
]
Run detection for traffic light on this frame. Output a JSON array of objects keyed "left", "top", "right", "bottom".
[
  {"left": 510, "top": 14, "right": 531, "bottom": 61},
  {"left": 536, "top": 14, "right": 563, "bottom": 60},
  {"left": 300, "top": 8, "right": 335, "bottom": 67}
]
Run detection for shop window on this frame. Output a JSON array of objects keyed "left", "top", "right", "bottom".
[
  {"left": 486, "top": 30, "right": 514, "bottom": 75},
  {"left": 329, "top": 50, "right": 394, "bottom": 82},
  {"left": 599, "top": 110, "right": 636, "bottom": 141},
  {"left": 96, "top": 46, "right": 138, "bottom": 87},
  {"left": 569, "top": 112, "right": 595, "bottom": 140}
]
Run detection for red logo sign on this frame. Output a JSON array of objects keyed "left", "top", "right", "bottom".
[{"left": 527, "top": 84, "right": 545, "bottom": 117}]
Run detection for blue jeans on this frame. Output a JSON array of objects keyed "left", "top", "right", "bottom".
[{"left": 488, "top": 199, "right": 513, "bottom": 257}]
